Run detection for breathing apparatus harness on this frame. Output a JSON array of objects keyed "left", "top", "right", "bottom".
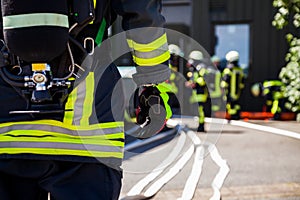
[{"left": 0, "top": 0, "right": 95, "bottom": 114}]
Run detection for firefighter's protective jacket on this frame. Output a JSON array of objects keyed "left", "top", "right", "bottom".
[
  {"left": 0, "top": 0, "right": 170, "bottom": 167},
  {"left": 189, "top": 66, "right": 208, "bottom": 104},
  {"left": 262, "top": 80, "right": 285, "bottom": 114},
  {"left": 221, "top": 66, "right": 245, "bottom": 101}
]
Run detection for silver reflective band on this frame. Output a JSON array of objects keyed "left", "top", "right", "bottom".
[
  {"left": 0, "top": 124, "right": 123, "bottom": 136},
  {"left": 3, "top": 13, "right": 69, "bottom": 29},
  {"left": 133, "top": 43, "right": 169, "bottom": 59},
  {"left": 0, "top": 142, "right": 123, "bottom": 153}
]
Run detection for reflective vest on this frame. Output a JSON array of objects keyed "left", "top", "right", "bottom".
[
  {"left": 262, "top": 80, "right": 284, "bottom": 99},
  {"left": 189, "top": 69, "right": 208, "bottom": 103},
  {"left": 222, "top": 66, "right": 244, "bottom": 101},
  {"left": 263, "top": 80, "right": 285, "bottom": 114}
]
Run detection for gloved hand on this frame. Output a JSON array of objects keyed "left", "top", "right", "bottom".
[{"left": 132, "top": 83, "right": 173, "bottom": 139}]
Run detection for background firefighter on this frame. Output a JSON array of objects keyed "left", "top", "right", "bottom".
[{"left": 221, "top": 50, "right": 245, "bottom": 120}]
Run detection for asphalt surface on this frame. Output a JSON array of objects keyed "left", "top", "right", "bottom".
[{"left": 120, "top": 118, "right": 300, "bottom": 200}]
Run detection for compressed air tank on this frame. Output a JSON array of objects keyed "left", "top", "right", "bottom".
[{"left": 1, "top": 0, "right": 69, "bottom": 62}]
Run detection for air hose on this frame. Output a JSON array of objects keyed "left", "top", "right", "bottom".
[{"left": 0, "top": 67, "right": 25, "bottom": 87}]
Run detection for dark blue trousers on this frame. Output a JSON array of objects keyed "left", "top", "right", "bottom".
[{"left": 0, "top": 159, "right": 122, "bottom": 200}]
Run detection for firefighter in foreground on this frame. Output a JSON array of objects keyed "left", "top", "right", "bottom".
[
  {"left": 221, "top": 50, "right": 245, "bottom": 120},
  {"left": 185, "top": 50, "right": 208, "bottom": 132},
  {"left": 0, "top": 0, "right": 172, "bottom": 199},
  {"left": 251, "top": 80, "right": 286, "bottom": 120}
]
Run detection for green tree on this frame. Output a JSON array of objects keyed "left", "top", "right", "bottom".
[{"left": 272, "top": 0, "right": 300, "bottom": 121}]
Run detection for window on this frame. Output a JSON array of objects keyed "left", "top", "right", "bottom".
[{"left": 214, "top": 24, "right": 250, "bottom": 75}]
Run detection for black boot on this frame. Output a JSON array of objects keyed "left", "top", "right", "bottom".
[
  {"left": 230, "top": 114, "right": 240, "bottom": 120},
  {"left": 197, "top": 124, "right": 205, "bottom": 132}
]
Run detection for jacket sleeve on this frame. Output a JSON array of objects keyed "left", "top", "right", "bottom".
[{"left": 111, "top": 0, "right": 170, "bottom": 86}]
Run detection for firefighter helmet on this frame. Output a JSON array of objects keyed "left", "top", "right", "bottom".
[
  {"left": 168, "top": 44, "right": 182, "bottom": 56},
  {"left": 225, "top": 51, "right": 239, "bottom": 63},
  {"left": 188, "top": 50, "right": 203, "bottom": 61},
  {"left": 211, "top": 55, "right": 220, "bottom": 63}
]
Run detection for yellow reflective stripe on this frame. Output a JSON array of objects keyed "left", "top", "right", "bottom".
[
  {"left": 127, "top": 33, "right": 168, "bottom": 52},
  {"left": 190, "top": 91, "right": 207, "bottom": 103},
  {"left": 0, "top": 120, "right": 124, "bottom": 131},
  {"left": 274, "top": 91, "right": 284, "bottom": 99},
  {"left": 157, "top": 82, "right": 174, "bottom": 93},
  {"left": 132, "top": 50, "right": 170, "bottom": 66},
  {"left": 230, "top": 69, "right": 243, "bottom": 100},
  {"left": 230, "top": 73, "right": 236, "bottom": 99},
  {"left": 3, "top": 13, "right": 69, "bottom": 29},
  {"left": 0, "top": 148, "right": 123, "bottom": 158},
  {"left": 0, "top": 135, "right": 124, "bottom": 146},
  {"left": 223, "top": 68, "right": 231, "bottom": 75},
  {"left": 263, "top": 81, "right": 283, "bottom": 87},
  {"left": 80, "top": 72, "right": 95, "bottom": 126},
  {"left": 263, "top": 88, "right": 270, "bottom": 95},
  {"left": 234, "top": 105, "right": 241, "bottom": 110},
  {"left": 209, "top": 72, "right": 222, "bottom": 98},
  {"left": 170, "top": 72, "right": 176, "bottom": 80},
  {"left": 156, "top": 84, "right": 172, "bottom": 119},
  {"left": 3, "top": 130, "right": 124, "bottom": 140},
  {"left": 271, "top": 100, "right": 279, "bottom": 114},
  {"left": 196, "top": 77, "right": 205, "bottom": 86},
  {"left": 64, "top": 87, "right": 78, "bottom": 124},
  {"left": 198, "top": 106, "right": 205, "bottom": 123},
  {"left": 228, "top": 108, "right": 237, "bottom": 115},
  {"left": 192, "top": 94, "right": 208, "bottom": 102},
  {"left": 212, "top": 105, "right": 220, "bottom": 111}
]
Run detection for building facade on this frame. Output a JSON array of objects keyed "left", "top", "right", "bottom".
[{"left": 162, "top": 0, "right": 296, "bottom": 111}]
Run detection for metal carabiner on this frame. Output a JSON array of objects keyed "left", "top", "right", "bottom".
[{"left": 84, "top": 37, "right": 95, "bottom": 55}]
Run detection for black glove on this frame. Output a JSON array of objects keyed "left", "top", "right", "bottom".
[{"left": 131, "top": 84, "right": 173, "bottom": 139}]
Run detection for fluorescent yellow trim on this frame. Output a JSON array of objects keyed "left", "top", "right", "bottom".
[
  {"left": 0, "top": 148, "right": 124, "bottom": 158},
  {"left": 64, "top": 87, "right": 78, "bottom": 124},
  {"left": 271, "top": 100, "right": 279, "bottom": 114},
  {"left": 156, "top": 82, "right": 174, "bottom": 93},
  {"left": 133, "top": 50, "right": 170, "bottom": 66},
  {"left": 0, "top": 136, "right": 124, "bottom": 146},
  {"left": 2, "top": 130, "right": 124, "bottom": 140},
  {"left": 3, "top": 13, "right": 69, "bottom": 29},
  {"left": 80, "top": 72, "right": 95, "bottom": 126},
  {"left": 127, "top": 33, "right": 168, "bottom": 52},
  {"left": 0, "top": 120, "right": 124, "bottom": 131},
  {"left": 263, "top": 81, "right": 283, "bottom": 87},
  {"left": 198, "top": 106, "right": 205, "bottom": 123}
]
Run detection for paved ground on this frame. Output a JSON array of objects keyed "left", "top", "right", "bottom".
[{"left": 120, "top": 118, "right": 300, "bottom": 200}]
